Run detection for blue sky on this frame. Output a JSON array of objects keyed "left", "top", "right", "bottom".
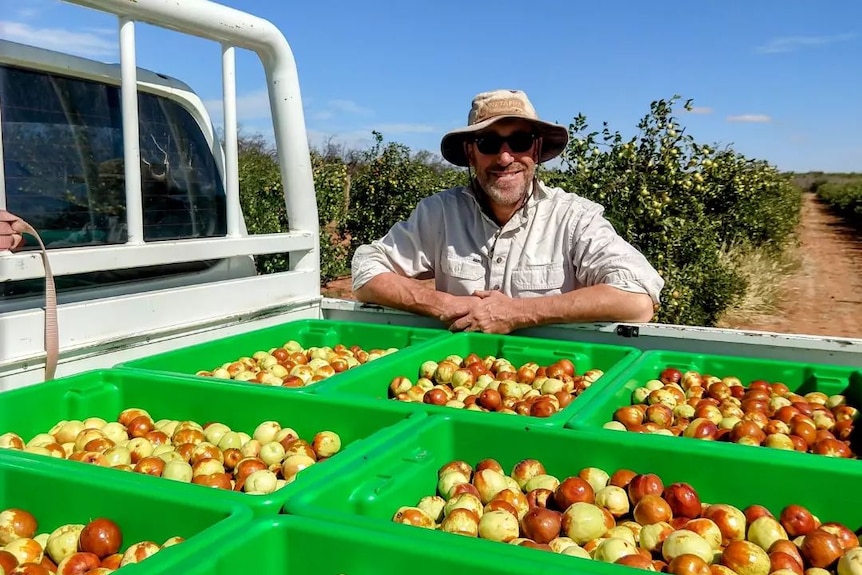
[{"left": 1, "top": 0, "right": 860, "bottom": 172}]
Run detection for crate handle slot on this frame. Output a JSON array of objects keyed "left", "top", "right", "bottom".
[
  {"left": 299, "top": 326, "right": 339, "bottom": 344},
  {"left": 351, "top": 448, "right": 430, "bottom": 501},
  {"left": 811, "top": 375, "right": 850, "bottom": 395},
  {"left": 500, "top": 344, "right": 530, "bottom": 356},
  {"left": 63, "top": 383, "right": 118, "bottom": 420}
]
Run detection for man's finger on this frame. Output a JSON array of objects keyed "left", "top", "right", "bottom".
[
  {"left": 1, "top": 211, "right": 29, "bottom": 251},
  {"left": 0, "top": 235, "right": 24, "bottom": 251},
  {"left": 0, "top": 211, "right": 26, "bottom": 230},
  {"left": 449, "top": 316, "right": 471, "bottom": 332}
]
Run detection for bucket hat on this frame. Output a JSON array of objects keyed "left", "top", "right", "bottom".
[{"left": 440, "top": 89, "right": 569, "bottom": 167}]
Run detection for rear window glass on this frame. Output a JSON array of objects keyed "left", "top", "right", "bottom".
[
  {"left": 1, "top": 64, "right": 229, "bottom": 300},
  {"left": 1, "top": 64, "right": 226, "bottom": 247}
]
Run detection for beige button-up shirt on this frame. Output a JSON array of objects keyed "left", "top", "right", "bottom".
[{"left": 351, "top": 180, "right": 665, "bottom": 304}]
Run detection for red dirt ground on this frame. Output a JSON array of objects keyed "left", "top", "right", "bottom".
[
  {"left": 721, "top": 193, "right": 862, "bottom": 339},
  {"left": 322, "top": 192, "right": 862, "bottom": 339}
]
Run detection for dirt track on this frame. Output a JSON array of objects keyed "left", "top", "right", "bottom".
[
  {"left": 323, "top": 193, "right": 862, "bottom": 339},
  {"left": 720, "top": 193, "right": 862, "bottom": 339}
]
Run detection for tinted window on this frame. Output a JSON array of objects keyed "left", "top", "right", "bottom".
[
  {"left": 1, "top": 64, "right": 229, "bottom": 300},
  {"left": 1, "top": 64, "right": 226, "bottom": 247}
]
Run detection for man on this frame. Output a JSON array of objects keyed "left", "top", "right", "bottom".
[{"left": 351, "top": 89, "right": 665, "bottom": 334}]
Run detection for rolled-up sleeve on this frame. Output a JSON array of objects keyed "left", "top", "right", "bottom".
[
  {"left": 570, "top": 204, "right": 665, "bottom": 305},
  {"left": 351, "top": 197, "right": 440, "bottom": 292}
]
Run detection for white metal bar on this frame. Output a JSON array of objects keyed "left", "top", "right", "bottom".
[
  {"left": 0, "top": 95, "right": 6, "bottom": 211},
  {"left": 66, "top": 0, "right": 319, "bottom": 236},
  {"left": 118, "top": 17, "right": 144, "bottom": 245},
  {"left": 0, "top": 233, "right": 314, "bottom": 281},
  {"left": 221, "top": 44, "right": 241, "bottom": 237},
  {"left": 0, "top": 270, "right": 321, "bottom": 371}
]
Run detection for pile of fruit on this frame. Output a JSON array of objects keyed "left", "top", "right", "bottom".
[
  {"left": 392, "top": 457, "right": 862, "bottom": 575},
  {"left": 0, "top": 408, "right": 342, "bottom": 494},
  {"left": 194, "top": 341, "right": 398, "bottom": 387},
  {"left": 0, "top": 509, "right": 182, "bottom": 573},
  {"left": 387, "top": 354, "right": 603, "bottom": 418},
  {"left": 603, "top": 367, "right": 858, "bottom": 458}
]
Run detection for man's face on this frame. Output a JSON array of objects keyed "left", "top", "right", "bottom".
[{"left": 468, "top": 119, "right": 538, "bottom": 207}]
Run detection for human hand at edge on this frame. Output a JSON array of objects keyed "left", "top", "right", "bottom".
[{"left": 0, "top": 210, "right": 27, "bottom": 251}]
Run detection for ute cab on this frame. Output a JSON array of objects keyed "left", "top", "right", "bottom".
[{"left": 1, "top": 0, "right": 860, "bottom": 390}]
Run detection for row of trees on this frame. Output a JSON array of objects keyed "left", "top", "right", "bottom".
[
  {"left": 238, "top": 95, "right": 803, "bottom": 327},
  {"left": 810, "top": 177, "right": 862, "bottom": 227}
]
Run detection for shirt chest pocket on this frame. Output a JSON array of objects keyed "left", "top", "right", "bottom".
[
  {"left": 441, "top": 252, "right": 486, "bottom": 296},
  {"left": 512, "top": 262, "right": 566, "bottom": 297}
]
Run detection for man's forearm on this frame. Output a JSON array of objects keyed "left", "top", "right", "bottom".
[
  {"left": 510, "top": 284, "right": 656, "bottom": 329},
  {"left": 353, "top": 273, "right": 455, "bottom": 323}
]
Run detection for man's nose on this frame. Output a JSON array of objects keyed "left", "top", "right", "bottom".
[{"left": 497, "top": 146, "right": 515, "bottom": 163}]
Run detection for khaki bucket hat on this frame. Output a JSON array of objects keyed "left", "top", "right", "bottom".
[{"left": 441, "top": 89, "right": 569, "bottom": 167}]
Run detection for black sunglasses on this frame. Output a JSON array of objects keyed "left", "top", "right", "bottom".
[{"left": 473, "top": 131, "right": 537, "bottom": 155}]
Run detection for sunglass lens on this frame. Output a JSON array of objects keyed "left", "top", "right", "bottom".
[
  {"left": 476, "top": 134, "right": 503, "bottom": 155},
  {"left": 508, "top": 132, "right": 535, "bottom": 152},
  {"left": 475, "top": 132, "right": 534, "bottom": 155}
]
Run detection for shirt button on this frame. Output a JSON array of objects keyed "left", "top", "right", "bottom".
[
  {"left": 493, "top": 284, "right": 500, "bottom": 290},
  {"left": 495, "top": 257, "right": 502, "bottom": 263}
]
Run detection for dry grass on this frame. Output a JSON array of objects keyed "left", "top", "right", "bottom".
[{"left": 715, "top": 238, "right": 802, "bottom": 328}]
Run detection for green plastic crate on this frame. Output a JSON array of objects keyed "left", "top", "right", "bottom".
[
  {"left": 0, "top": 369, "right": 425, "bottom": 517},
  {"left": 114, "top": 319, "right": 449, "bottom": 391},
  {"left": 167, "top": 514, "right": 579, "bottom": 575},
  {"left": 565, "top": 349, "right": 862, "bottom": 456},
  {"left": 312, "top": 331, "right": 642, "bottom": 427},
  {"left": 0, "top": 449, "right": 251, "bottom": 574},
  {"left": 286, "top": 415, "right": 862, "bottom": 572}
]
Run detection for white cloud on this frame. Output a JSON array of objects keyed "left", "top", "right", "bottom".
[
  {"left": 684, "top": 106, "right": 713, "bottom": 115},
  {"left": 204, "top": 89, "right": 273, "bottom": 124},
  {"left": 13, "top": 0, "right": 52, "bottom": 19},
  {"left": 82, "top": 26, "right": 115, "bottom": 36},
  {"left": 306, "top": 129, "right": 378, "bottom": 151},
  {"left": 726, "top": 114, "right": 772, "bottom": 123},
  {"left": 0, "top": 20, "right": 116, "bottom": 58},
  {"left": 328, "top": 99, "right": 372, "bottom": 116},
  {"left": 206, "top": 91, "right": 435, "bottom": 147},
  {"left": 756, "top": 33, "right": 855, "bottom": 54},
  {"left": 371, "top": 123, "right": 436, "bottom": 134}
]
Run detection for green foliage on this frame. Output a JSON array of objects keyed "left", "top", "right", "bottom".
[
  {"left": 237, "top": 133, "right": 289, "bottom": 275},
  {"left": 816, "top": 178, "right": 862, "bottom": 226},
  {"left": 310, "top": 151, "right": 353, "bottom": 283},
  {"left": 554, "top": 95, "right": 802, "bottom": 325},
  {"left": 236, "top": 96, "right": 804, "bottom": 327},
  {"left": 343, "top": 132, "right": 467, "bottom": 251},
  {"left": 236, "top": 131, "right": 465, "bottom": 283},
  {"left": 236, "top": 133, "right": 356, "bottom": 282}
]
